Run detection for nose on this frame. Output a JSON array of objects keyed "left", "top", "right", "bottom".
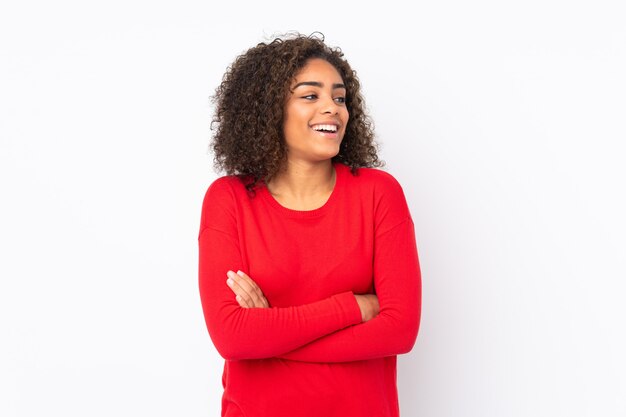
[{"left": 319, "top": 94, "right": 339, "bottom": 114}]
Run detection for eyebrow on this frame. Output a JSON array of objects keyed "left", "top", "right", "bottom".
[{"left": 292, "top": 81, "right": 346, "bottom": 90}]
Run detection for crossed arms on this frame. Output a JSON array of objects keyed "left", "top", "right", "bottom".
[{"left": 198, "top": 179, "right": 421, "bottom": 363}]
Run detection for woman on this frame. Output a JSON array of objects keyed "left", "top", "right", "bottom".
[{"left": 198, "top": 33, "right": 421, "bottom": 417}]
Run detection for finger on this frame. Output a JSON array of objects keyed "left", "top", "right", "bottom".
[
  {"left": 227, "top": 275, "right": 254, "bottom": 306},
  {"left": 231, "top": 271, "right": 267, "bottom": 307},
  {"left": 235, "top": 294, "right": 251, "bottom": 308},
  {"left": 234, "top": 271, "right": 261, "bottom": 295},
  {"left": 237, "top": 271, "right": 270, "bottom": 307},
  {"left": 227, "top": 271, "right": 264, "bottom": 308},
  {"left": 236, "top": 271, "right": 268, "bottom": 306}
]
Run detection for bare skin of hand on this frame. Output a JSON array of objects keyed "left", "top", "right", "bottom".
[
  {"left": 226, "top": 270, "right": 379, "bottom": 322},
  {"left": 226, "top": 270, "right": 270, "bottom": 308},
  {"left": 354, "top": 294, "right": 380, "bottom": 322}
]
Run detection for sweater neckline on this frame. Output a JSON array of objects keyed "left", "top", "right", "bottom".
[{"left": 260, "top": 162, "right": 345, "bottom": 218}]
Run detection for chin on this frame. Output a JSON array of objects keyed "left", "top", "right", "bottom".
[{"left": 316, "top": 148, "right": 341, "bottom": 161}]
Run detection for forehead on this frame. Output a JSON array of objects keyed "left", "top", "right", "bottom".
[{"left": 292, "top": 58, "right": 344, "bottom": 84}]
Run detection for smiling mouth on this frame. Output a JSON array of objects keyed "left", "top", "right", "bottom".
[
  {"left": 311, "top": 126, "right": 339, "bottom": 136},
  {"left": 311, "top": 124, "right": 339, "bottom": 133}
]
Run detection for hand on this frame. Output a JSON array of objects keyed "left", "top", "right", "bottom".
[
  {"left": 226, "top": 270, "right": 270, "bottom": 308},
  {"left": 354, "top": 294, "right": 379, "bottom": 322}
]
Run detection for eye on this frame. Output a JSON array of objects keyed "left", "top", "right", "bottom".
[
  {"left": 302, "top": 94, "right": 318, "bottom": 100},
  {"left": 334, "top": 96, "right": 346, "bottom": 104}
]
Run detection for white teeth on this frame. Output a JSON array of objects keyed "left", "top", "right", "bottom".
[{"left": 312, "top": 124, "right": 338, "bottom": 132}]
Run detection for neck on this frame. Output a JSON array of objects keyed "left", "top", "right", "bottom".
[{"left": 267, "top": 159, "right": 336, "bottom": 200}]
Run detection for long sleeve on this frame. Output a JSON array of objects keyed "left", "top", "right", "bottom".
[
  {"left": 201, "top": 164, "right": 417, "bottom": 417},
  {"left": 277, "top": 217, "right": 421, "bottom": 363},
  {"left": 198, "top": 178, "right": 363, "bottom": 361}
]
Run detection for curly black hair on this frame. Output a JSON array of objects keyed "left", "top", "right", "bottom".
[{"left": 210, "top": 32, "right": 383, "bottom": 192}]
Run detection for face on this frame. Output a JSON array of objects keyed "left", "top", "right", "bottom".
[{"left": 282, "top": 58, "right": 350, "bottom": 165}]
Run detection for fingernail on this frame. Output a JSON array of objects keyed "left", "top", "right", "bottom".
[
  {"left": 227, "top": 271, "right": 235, "bottom": 278},
  {"left": 237, "top": 270, "right": 245, "bottom": 277},
  {"left": 226, "top": 278, "right": 234, "bottom": 286}
]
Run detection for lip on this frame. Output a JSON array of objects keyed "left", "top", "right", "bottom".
[{"left": 310, "top": 121, "right": 341, "bottom": 129}]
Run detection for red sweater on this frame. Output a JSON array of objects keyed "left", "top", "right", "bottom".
[{"left": 198, "top": 162, "right": 421, "bottom": 417}]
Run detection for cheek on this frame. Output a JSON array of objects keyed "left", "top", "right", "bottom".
[
  {"left": 341, "top": 109, "right": 350, "bottom": 130},
  {"left": 285, "top": 107, "right": 309, "bottom": 129},
  {"left": 283, "top": 110, "right": 301, "bottom": 132}
]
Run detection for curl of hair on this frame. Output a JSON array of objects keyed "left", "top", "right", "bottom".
[{"left": 210, "top": 32, "right": 383, "bottom": 193}]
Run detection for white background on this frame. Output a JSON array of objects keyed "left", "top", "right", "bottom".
[{"left": 1, "top": 1, "right": 625, "bottom": 416}]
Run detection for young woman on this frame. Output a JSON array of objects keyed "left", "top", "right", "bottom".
[{"left": 198, "top": 32, "right": 421, "bottom": 417}]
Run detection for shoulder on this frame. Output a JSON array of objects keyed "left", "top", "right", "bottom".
[
  {"left": 339, "top": 163, "right": 406, "bottom": 200},
  {"left": 203, "top": 174, "right": 252, "bottom": 201},
  {"left": 338, "top": 164, "right": 412, "bottom": 233},
  {"left": 353, "top": 165, "right": 402, "bottom": 187},
  {"left": 199, "top": 174, "right": 252, "bottom": 234}
]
